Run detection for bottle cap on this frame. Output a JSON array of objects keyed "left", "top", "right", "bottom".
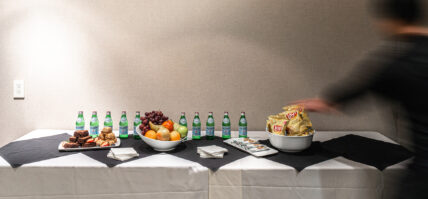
[
  {"left": 136, "top": 111, "right": 140, "bottom": 114},
  {"left": 195, "top": 112, "right": 199, "bottom": 115},
  {"left": 122, "top": 111, "right": 126, "bottom": 114},
  {"left": 92, "top": 111, "right": 97, "bottom": 115}
]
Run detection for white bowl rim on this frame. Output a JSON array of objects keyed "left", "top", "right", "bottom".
[
  {"left": 266, "top": 130, "right": 315, "bottom": 138},
  {"left": 141, "top": 135, "right": 182, "bottom": 143}
]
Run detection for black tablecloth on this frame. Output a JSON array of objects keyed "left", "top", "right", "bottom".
[{"left": 0, "top": 133, "right": 413, "bottom": 171}]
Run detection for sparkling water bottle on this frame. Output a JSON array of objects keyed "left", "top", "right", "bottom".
[
  {"left": 133, "top": 111, "right": 141, "bottom": 140},
  {"left": 75, "top": 111, "right": 85, "bottom": 130},
  {"left": 206, "top": 112, "right": 215, "bottom": 140},
  {"left": 179, "top": 112, "right": 187, "bottom": 127},
  {"left": 222, "top": 112, "right": 231, "bottom": 139},
  {"left": 119, "top": 111, "right": 128, "bottom": 139},
  {"left": 239, "top": 112, "right": 247, "bottom": 138},
  {"left": 192, "top": 112, "right": 201, "bottom": 140},
  {"left": 89, "top": 111, "right": 99, "bottom": 137},
  {"left": 104, "top": 111, "right": 113, "bottom": 129}
]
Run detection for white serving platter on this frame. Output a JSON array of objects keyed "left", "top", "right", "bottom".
[
  {"left": 224, "top": 138, "right": 278, "bottom": 157},
  {"left": 58, "top": 138, "right": 121, "bottom": 152}
]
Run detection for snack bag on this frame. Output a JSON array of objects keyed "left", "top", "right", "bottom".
[
  {"left": 282, "top": 105, "right": 314, "bottom": 136},
  {"left": 282, "top": 109, "right": 302, "bottom": 136},
  {"left": 271, "top": 118, "right": 287, "bottom": 135}
]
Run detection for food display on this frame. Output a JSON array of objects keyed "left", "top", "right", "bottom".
[
  {"left": 224, "top": 138, "right": 278, "bottom": 157},
  {"left": 138, "top": 110, "right": 188, "bottom": 141},
  {"left": 94, "top": 127, "right": 118, "bottom": 146},
  {"left": 266, "top": 105, "right": 314, "bottom": 136},
  {"left": 62, "top": 130, "right": 95, "bottom": 148},
  {"left": 60, "top": 128, "right": 120, "bottom": 151}
]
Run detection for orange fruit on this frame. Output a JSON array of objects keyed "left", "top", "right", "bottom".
[
  {"left": 145, "top": 130, "right": 157, "bottom": 140},
  {"left": 170, "top": 131, "right": 181, "bottom": 141},
  {"left": 162, "top": 120, "right": 174, "bottom": 131}
]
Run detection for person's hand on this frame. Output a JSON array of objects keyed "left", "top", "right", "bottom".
[{"left": 291, "top": 98, "right": 339, "bottom": 113}]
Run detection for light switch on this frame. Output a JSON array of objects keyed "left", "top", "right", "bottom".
[{"left": 13, "top": 80, "right": 25, "bottom": 99}]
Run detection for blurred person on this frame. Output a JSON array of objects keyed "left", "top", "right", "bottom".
[{"left": 294, "top": 0, "right": 428, "bottom": 198}]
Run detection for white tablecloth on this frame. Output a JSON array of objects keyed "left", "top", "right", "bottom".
[{"left": 0, "top": 130, "right": 409, "bottom": 199}]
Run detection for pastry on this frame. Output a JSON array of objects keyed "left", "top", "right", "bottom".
[{"left": 63, "top": 142, "right": 80, "bottom": 148}]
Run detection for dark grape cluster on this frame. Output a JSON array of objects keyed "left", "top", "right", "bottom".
[{"left": 139, "top": 110, "right": 169, "bottom": 135}]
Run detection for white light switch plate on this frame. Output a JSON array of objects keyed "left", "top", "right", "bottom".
[{"left": 13, "top": 80, "right": 25, "bottom": 99}]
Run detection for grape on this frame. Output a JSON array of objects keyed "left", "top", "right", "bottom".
[
  {"left": 145, "top": 112, "right": 150, "bottom": 116},
  {"left": 143, "top": 119, "right": 148, "bottom": 125},
  {"left": 155, "top": 116, "right": 160, "bottom": 121},
  {"left": 159, "top": 112, "right": 163, "bottom": 117}
]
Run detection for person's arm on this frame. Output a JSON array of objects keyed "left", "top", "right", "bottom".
[{"left": 296, "top": 49, "right": 396, "bottom": 112}]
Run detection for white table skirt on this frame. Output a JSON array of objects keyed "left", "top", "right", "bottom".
[{"left": 0, "top": 130, "right": 408, "bottom": 199}]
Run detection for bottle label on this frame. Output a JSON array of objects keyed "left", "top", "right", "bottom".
[
  {"left": 105, "top": 124, "right": 113, "bottom": 129},
  {"left": 222, "top": 126, "right": 231, "bottom": 136},
  {"left": 239, "top": 126, "right": 247, "bottom": 137},
  {"left": 206, "top": 126, "right": 214, "bottom": 136},
  {"left": 76, "top": 126, "right": 84, "bottom": 130},
  {"left": 240, "top": 118, "right": 246, "bottom": 124},
  {"left": 90, "top": 126, "right": 99, "bottom": 135},
  {"left": 119, "top": 126, "right": 128, "bottom": 135},
  {"left": 179, "top": 118, "right": 187, "bottom": 126},
  {"left": 192, "top": 126, "right": 201, "bottom": 137}
]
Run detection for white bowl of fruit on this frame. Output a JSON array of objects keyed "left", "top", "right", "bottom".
[{"left": 137, "top": 111, "right": 188, "bottom": 152}]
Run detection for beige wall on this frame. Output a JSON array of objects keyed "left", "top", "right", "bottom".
[{"left": 0, "top": 0, "right": 413, "bottom": 146}]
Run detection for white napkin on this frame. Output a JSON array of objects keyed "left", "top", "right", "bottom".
[
  {"left": 107, "top": 148, "right": 139, "bottom": 161},
  {"left": 197, "top": 145, "right": 228, "bottom": 159}
]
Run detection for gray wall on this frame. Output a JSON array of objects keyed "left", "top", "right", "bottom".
[{"left": 0, "top": 0, "right": 415, "bottom": 146}]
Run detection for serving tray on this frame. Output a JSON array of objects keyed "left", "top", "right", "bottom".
[
  {"left": 58, "top": 138, "right": 121, "bottom": 152},
  {"left": 224, "top": 138, "right": 278, "bottom": 157}
]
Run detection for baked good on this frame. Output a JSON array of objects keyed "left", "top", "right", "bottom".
[
  {"left": 83, "top": 142, "right": 96, "bottom": 147},
  {"left": 78, "top": 136, "right": 91, "bottom": 144},
  {"left": 63, "top": 142, "right": 80, "bottom": 148},
  {"left": 69, "top": 136, "right": 77, "bottom": 142},
  {"left": 82, "top": 130, "right": 89, "bottom": 137},
  {"left": 106, "top": 133, "right": 115, "bottom": 140}
]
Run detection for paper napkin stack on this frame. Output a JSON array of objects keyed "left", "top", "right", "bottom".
[
  {"left": 197, "top": 145, "right": 228, "bottom": 159},
  {"left": 107, "top": 148, "right": 139, "bottom": 161}
]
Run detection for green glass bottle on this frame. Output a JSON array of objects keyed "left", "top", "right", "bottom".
[
  {"left": 89, "top": 111, "right": 99, "bottom": 138},
  {"left": 75, "top": 111, "right": 85, "bottom": 130},
  {"left": 206, "top": 112, "right": 215, "bottom": 140},
  {"left": 192, "top": 112, "right": 201, "bottom": 140},
  {"left": 238, "top": 112, "right": 247, "bottom": 138},
  {"left": 179, "top": 112, "right": 187, "bottom": 127},
  {"left": 222, "top": 112, "right": 231, "bottom": 139},
  {"left": 119, "top": 111, "right": 129, "bottom": 139},
  {"left": 133, "top": 111, "right": 142, "bottom": 139},
  {"left": 104, "top": 111, "right": 113, "bottom": 129}
]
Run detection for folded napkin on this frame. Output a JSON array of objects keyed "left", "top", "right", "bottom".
[
  {"left": 197, "top": 145, "right": 228, "bottom": 159},
  {"left": 107, "top": 148, "right": 139, "bottom": 161}
]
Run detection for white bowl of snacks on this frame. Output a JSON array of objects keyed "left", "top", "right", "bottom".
[
  {"left": 266, "top": 105, "right": 315, "bottom": 152},
  {"left": 267, "top": 131, "right": 314, "bottom": 152},
  {"left": 136, "top": 111, "right": 188, "bottom": 152}
]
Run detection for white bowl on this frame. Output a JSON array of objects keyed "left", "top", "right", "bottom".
[
  {"left": 267, "top": 131, "right": 314, "bottom": 153},
  {"left": 136, "top": 126, "right": 182, "bottom": 152}
]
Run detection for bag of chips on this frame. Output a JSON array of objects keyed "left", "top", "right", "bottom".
[{"left": 266, "top": 104, "right": 314, "bottom": 136}]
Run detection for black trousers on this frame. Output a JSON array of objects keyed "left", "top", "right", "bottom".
[{"left": 395, "top": 165, "right": 428, "bottom": 199}]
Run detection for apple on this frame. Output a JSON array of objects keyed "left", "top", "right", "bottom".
[{"left": 177, "top": 126, "right": 188, "bottom": 139}]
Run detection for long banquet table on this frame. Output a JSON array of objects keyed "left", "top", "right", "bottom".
[{"left": 0, "top": 130, "right": 410, "bottom": 199}]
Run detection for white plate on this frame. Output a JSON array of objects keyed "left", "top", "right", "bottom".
[
  {"left": 58, "top": 138, "right": 121, "bottom": 152},
  {"left": 224, "top": 138, "right": 278, "bottom": 157}
]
